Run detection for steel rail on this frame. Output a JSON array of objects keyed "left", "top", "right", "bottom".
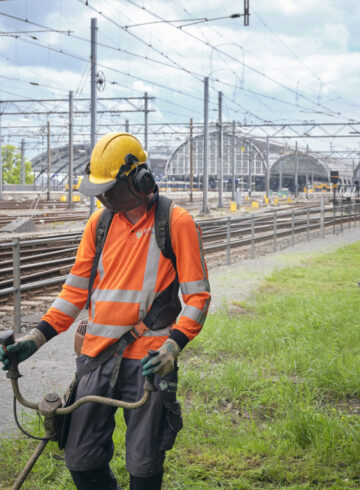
[
  {"left": 0, "top": 246, "right": 78, "bottom": 266},
  {"left": 0, "top": 203, "right": 356, "bottom": 300}
]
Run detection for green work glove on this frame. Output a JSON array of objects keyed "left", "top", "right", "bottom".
[
  {"left": 141, "top": 338, "right": 180, "bottom": 377},
  {"left": 0, "top": 329, "right": 46, "bottom": 371}
]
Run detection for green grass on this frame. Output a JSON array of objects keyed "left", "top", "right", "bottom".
[{"left": 2, "top": 243, "right": 360, "bottom": 488}]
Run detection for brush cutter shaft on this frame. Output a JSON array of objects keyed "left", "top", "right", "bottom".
[{"left": 11, "top": 437, "right": 49, "bottom": 490}]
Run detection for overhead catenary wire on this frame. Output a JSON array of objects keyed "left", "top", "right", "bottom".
[
  {"left": 0, "top": 11, "right": 202, "bottom": 79},
  {"left": 0, "top": 3, "right": 358, "bottom": 161},
  {"left": 76, "top": 0, "right": 203, "bottom": 83},
  {"left": 172, "top": 0, "right": 339, "bottom": 113},
  {"left": 8, "top": 35, "right": 204, "bottom": 104},
  {"left": 121, "top": 0, "right": 357, "bottom": 123},
  {"left": 0, "top": 9, "right": 341, "bottom": 123},
  {"left": 1, "top": 5, "right": 358, "bottom": 126},
  {"left": 76, "top": 0, "right": 341, "bottom": 119}
]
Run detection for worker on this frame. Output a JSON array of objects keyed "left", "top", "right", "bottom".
[{"left": 0, "top": 133, "right": 211, "bottom": 490}]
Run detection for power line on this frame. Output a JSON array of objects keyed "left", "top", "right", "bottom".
[
  {"left": 0, "top": 10, "right": 208, "bottom": 106},
  {"left": 0, "top": 12, "right": 202, "bottom": 78},
  {"left": 0, "top": 9, "right": 335, "bottom": 121},
  {"left": 77, "top": 0, "right": 202, "bottom": 83},
  {"left": 0, "top": 73, "right": 71, "bottom": 93},
  {"left": 1, "top": 5, "right": 358, "bottom": 131},
  {"left": 10, "top": 35, "right": 205, "bottom": 104},
  {"left": 251, "top": 9, "right": 323, "bottom": 85},
  {"left": 119, "top": 13, "right": 241, "bottom": 29},
  {"left": 75, "top": 4, "right": 344, "bottom": 119},
  {"left": 123, "top": 0, "right": 353, "bottom": 122}
]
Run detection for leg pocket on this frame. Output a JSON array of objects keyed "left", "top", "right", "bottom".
[{"left": 156, "top": 399, "right": 183, "bottom": 451}]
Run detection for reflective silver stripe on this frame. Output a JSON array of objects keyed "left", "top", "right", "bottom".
[
  {"left": 200, "top": 297, "right": 211, "bottom": 326},
  {"left": 195, "top": 224, "right": 207, "bottom": 280},
  {"left": 51, "top": 298, "right": 80, "bottom": 318},
  {"left": 181, "top": 298, "right": 210, "bottom": 327},
  {"left": 91, "top": 298, "right": 95, "bottom": 322},
  {"left": 86, "top": 322, "right": 133, "bottom": 338},
  {"left": 143, "top": 326, "right": 172, "bottom": 337},
  {"left": 92, "top": 288, "right": 145, "bottom": 303},
  {"left": 180, "top": 279, "right": 210, "bottom": 295},
  {"left": 181, "top": 304, "right": 203, "bottom": 323},
  {"left": 139, "top": 229, "right": 161, "bottom": 320},
  {"left": 98, "top": 252, "right": 105, "bottom": 282},
  {"left": 86, "top": 322, "right": 171, "bottom": 339},
  {"left": 65, "top": 274, "right": 89, "bottom": 290}
]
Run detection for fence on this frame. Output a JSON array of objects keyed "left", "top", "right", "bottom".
[
  {"left": 200, "top": 201, "right": 359, "bottom": 264},
  {"left": 1, "top": 201, "right": 359, "bottom": 333}
]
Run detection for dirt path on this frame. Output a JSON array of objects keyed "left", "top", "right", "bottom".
[{"left": 1, "top": 228, "right": 360, "bottom": 437}]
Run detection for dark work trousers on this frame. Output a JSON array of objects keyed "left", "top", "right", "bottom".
[{"left": 64, "top": 354, "right": 181, "bottom": 478}]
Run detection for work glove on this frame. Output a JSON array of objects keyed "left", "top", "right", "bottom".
[
  {"left": 0, "top": 329, "right": 46, "bottom": 371},
  {"left": 141, "top": 338, "right": 180, "bottom": 377}
]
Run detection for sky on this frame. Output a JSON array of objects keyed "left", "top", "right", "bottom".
[{"left": 0, "top": 0, "right": 359, "bottom": 159}]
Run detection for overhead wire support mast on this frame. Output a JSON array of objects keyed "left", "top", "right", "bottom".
[
  {"left": 90, "top": 17, "right": 97, "bottom": 216},
  {"left": 244, "top": 0, "right": 250, "bottom": 26}
]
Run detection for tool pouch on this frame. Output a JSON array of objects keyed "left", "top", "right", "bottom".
[
  {"left": 155, "top": 366, "right": 183, "bottom": 451},
  {"left": 57, "top": 377, "right": 79, "bottom": 450},
  {"left": 156, "top": 399, "right": 183, "bottom": 451}
]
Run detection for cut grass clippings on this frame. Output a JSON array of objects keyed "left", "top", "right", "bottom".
[{"left": 2, "top": 243, "right": 360, "bottom": 488}]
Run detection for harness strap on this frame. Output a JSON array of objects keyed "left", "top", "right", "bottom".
[
  {"left": 75, "top": 321, "right": 150, "bottom": 387},
  {"left": 155, "top": 195, "right": 176, "bottom": 269},
  {"left": 155, "top": 196, "right": 180, "bottom": 310},
  {"left": 85, "top": 209, "right": 114, "bottom": 310}
]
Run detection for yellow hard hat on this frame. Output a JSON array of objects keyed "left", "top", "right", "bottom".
[{"left": 79, "top": 132, "right": 148, "bottom": 196}]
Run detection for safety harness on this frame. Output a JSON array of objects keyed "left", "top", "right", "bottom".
[{"left": 85, "top": 194, "right": 181, "bottom": 379}]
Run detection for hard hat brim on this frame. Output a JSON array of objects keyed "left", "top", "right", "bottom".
[{"left": 78, "top": 174, "right": 117, "bottom": 196}]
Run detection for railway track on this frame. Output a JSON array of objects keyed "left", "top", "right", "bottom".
[
  {"left": 0, "top": 211, "right": 88, "bottom": 227},
  {"left": 0, "top": 201, "right": 357, "bottom": 330},
  {"left": 0, "top": 202, "right": 354, "bottom": 293}
]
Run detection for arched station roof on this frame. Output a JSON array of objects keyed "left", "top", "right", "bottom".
[
  {"left": 166, "top": 131, "right": 355, "bottom": 184},
  {"left": 270, "top": 153, "right": 328, "bottom": 178},
  {"left": 271, "top": 150, "right": 354, "bottom": 183},
  {"left": 165, "top": 131, "right": 268, "bottom": 178},
  {"left": 31, "top": 144, "right": 90, "bottom": 178}
]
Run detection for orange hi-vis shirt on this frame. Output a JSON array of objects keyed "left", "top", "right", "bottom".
[{"left": 39, "top": 199, "right": 211, "bottom": 359}]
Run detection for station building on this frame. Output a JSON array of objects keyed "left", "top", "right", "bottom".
[{"left": 30, "top": 132, "right": 355, "bottom": 194}]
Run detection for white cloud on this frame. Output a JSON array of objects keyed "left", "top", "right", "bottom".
[{"left": 0, "top": 0, "right": 358, "bottom": 157}]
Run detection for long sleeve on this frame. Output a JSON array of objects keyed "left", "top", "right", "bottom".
[
  {"left": 168, "top": 207, "right": 211, "bottom": 349},
  {"left": 37, "top": 210, "right": 102, "bottom": 340}
]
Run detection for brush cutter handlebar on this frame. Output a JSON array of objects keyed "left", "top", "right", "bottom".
[
  {"left": 1, "top": 329, "right": 156, "bottom": 413},
  {"left": 1, "top": 330, "right": 157, "bottom": 490}
]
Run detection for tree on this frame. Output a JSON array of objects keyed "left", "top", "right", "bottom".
[{"left": 1, "top": 144, "right": 35, "bottom": 184}]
